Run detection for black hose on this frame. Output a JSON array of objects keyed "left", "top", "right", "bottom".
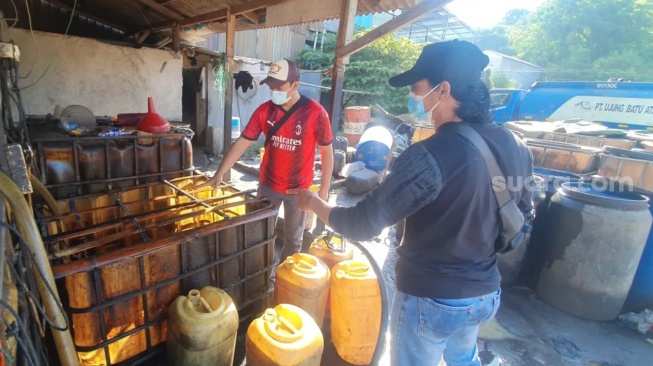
[{"left": 344, "top": 239, "right": 389, "bottom": 366}]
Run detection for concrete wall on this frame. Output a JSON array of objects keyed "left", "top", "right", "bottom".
[{"left": 7, "top": 28, "right": 182, "bottom": 120}]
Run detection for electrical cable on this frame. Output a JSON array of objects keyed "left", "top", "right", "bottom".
[
  {"left": 0, "top": 299, "right": 40, "bottom": 366},
  {"left": 7, "top": 255, "right": 68, "bottom": 332},
  {"left": 20, "top": 0, "right": 39, "bottom": 79},
  {"left": 6, "top": 0, "right": 19, "bottom": 29},
  {"left": 0, "top": 221, "right": 70, "bottom": 331},
  {"left": 20, "top": 0, "right": 77, "bottom": 90}
]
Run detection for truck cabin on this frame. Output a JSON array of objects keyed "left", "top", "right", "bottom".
[{"left": 490, "top": 89, "right": 526, "bottom": 123}]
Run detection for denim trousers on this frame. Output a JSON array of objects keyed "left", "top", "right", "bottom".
[{"left": 390, "top": 288, "right": 501, "bottom": 366}]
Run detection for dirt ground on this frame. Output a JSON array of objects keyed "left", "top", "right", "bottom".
[{"left": 195, "top": 152, "right": 653, "bottom": 366}]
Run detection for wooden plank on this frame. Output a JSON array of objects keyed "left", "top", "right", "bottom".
[
  {"left": 174, "top": 0, "right": 292, "bottom": 29},
  {"left": 42, "top": 0, "right": 130, "bottom": 32},
  {"left": 135, "top": 30, "right": 151, "bottom": 45},
  {"left": 154, "top": 36, "right": 171, "bottom": 48},
  {"left": 137, "top": 0, "right": 184, "bottom": 21},
  {"left": 328, "top": 0, "right": 358, "bottom": 135},
  {"left": 223, "top": 12, "right": 236, "bottom": 182},
  {"left": 336, "top": 0, "right": 446, "bottom": 60},
  {"left": 241, "top": 11, "right": 261, "bottom": 24}
]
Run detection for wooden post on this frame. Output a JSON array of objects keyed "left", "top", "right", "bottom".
[
  {"left": 171, "top": 25, "right": 181, "bottom": 53},
  {"left": 223, "top": 10, "right": 236, "bottom": 181},
  {"left": 335, "top": 0, "right": 446, "bottom": 60},
  {"left": 328, "top": 0, "right": 358, "bottom": 135}
]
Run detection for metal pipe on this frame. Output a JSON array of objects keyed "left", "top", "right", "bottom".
[
  {"left": 30, "top": 173, "right": 64, "bottom": 217},
  {"left": 0, "top": 172, "right": 79, "bottom": 366},
  {"left": 52, "top": 207, "right": 277, "bottom": 278}
]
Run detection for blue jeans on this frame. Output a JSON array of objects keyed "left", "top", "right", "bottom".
[{"left": 390, "top": 289, "right": 501, "bottom": 366}]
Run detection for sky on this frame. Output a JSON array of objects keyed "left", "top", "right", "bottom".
[{"left": 445, "top": 0, "right": 547, "bottom": 29}]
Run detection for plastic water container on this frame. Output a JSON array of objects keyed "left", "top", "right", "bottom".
[
  {"left": 246, "top": 304, "right": 324, "bottom": 365},
  {"left": 308, "top": 235, "right": 354, "bottom": 321},
  {"left": 231, "top": 117, "right": 241, "bottom": 139},
  {"left": 330, "top": 260, "right": 381, "bottom": 365},
  {"left": 167, "top": 287, "right": 239, "bottom": 366},
  {"left": 355, "top": 126, "right": 394, "bottom": 172},
  {"left": 274, "top": 253, "right": 330, "bottom": 328}
]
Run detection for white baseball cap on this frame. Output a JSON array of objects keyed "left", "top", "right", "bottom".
[{"left": 260, "top": 59, "right": 300, "bottom": 89}]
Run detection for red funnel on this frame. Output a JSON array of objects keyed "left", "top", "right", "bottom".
[{"left": 137, "top": 97, "right": 171, "bottom": 133}]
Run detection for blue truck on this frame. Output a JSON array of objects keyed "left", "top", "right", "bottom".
[{"left": 491, "top": 81, "right": 653, "bottom": 130}]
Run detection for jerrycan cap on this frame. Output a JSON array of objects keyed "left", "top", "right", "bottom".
[
  {"left": 336, "top": 261, "right": 370, "bottom": 279},
  {"left": 186, "top": 289, "right": 226, "bottom": 315},
  {"left": 262, "top": 306, "right": 304, "bottom": 343},
  {"left": 285, "top": 253, "right": 319, "bottom": 275}
]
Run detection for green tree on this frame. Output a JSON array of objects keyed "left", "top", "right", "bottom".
[
  {"left": 296, "top": 31, "right": 424, "bottom": 115},
  {"left": 472, "top": 9, "right": 531, "bottom": 54},
  {"left": 508, "top": 0, "right": 653, "bottom": 81}
]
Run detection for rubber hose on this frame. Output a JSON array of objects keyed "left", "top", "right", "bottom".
[
  {"left": 346, "top": 239, "right": 389, "bottom": 366},
  {"left": 0, "top": 172, "right": 79, "bottom": 366},
  {"left": 30, "top": 173, "right": 64, "bottom": 217}
]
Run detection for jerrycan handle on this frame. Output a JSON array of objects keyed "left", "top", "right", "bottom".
[
  {"left": 263, "top": 309, "right": 303, "bottom": 343},
  {"left": 324, "top": 230, "right": 347, "bottom": 253}
]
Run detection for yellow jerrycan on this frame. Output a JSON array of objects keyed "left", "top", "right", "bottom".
[
  {"left": 308, "top": 233, "right": 354, "bottom": 269},
  {"left": 246, "top": 303, "right": 324, "bottom": 366},
  {"left": 274, "top": 253, "right": 330, "bottom": 328},
  {"left": 307, "top": 234, "right": 353, "bottom": 321},
  {"left": 330, "top": 260, "right": 382, "bottom": 365},
  {"left": 167, "top": 287, "right": 239, "bottom": 366}
]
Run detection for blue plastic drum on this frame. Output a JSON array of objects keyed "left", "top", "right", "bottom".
[
  {"left": 355, "top": 126, "right": 393, "bottom": 172},
  {"left": 624, "top": 195, "right": 653, "bottom": 312}
]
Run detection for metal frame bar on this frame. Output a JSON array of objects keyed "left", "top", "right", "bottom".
[{"left": 37, "top": 178, "right": 277, "bottom": 364}]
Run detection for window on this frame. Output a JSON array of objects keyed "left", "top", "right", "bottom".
[{"left": 490, "top": 92, "right": 513, "bottom": 109}]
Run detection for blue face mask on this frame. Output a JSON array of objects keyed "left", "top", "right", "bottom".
[{"left": 407, "top": 83, "right": 441, "bottom": 124}]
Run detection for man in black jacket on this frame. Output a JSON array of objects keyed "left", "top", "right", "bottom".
[{"left": 289, "top": 40, "right": 534, "bottom": 366}]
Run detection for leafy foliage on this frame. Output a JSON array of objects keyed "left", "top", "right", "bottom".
[
  {"left": 296, "top": 31, "right": 424, "bottom": 115},
  {"left": 506, "top": 0, "right": 653, "bottom": 81}
]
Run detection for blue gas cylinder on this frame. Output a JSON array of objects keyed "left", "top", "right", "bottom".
[{"left": 355, "top": 126, "right": 393, "bottom": 172}]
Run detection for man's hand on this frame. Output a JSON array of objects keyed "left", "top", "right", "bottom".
[
  {"left": 287, "top": 189, "right": 318, "bottom": 212},
  {"left": 318, "top": 186, "right": 329, "bottom": 201},
  {"left": 195, "top": 172, "right": 224, "bottom": 190}
]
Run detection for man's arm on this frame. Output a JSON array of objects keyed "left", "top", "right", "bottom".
[
  {"left": 292, "top": 143, "right": 443, "bottom": 241},
  {"left": 197, "top": 137, "right": 255, "bottom": 189},
  {"left": 318, "top": 144, "right": 334, "bottom": 199}
]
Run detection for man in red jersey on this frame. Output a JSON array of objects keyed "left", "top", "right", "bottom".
[{"left": 198, "top": 59, "right": 334, "bottom": 261}]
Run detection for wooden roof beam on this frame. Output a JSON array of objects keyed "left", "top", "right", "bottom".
[
  {"left": 335, "top": 0, "right": 448, "bottom": 60},
  {"left": 137, "top": 0, "right": 184, "bottom": 21},
  {"left": 241, "top": 11, "right": 261, "bottom": 24},
  {"left": 142, "top": 0, "right": 294, "bottom": 31}
]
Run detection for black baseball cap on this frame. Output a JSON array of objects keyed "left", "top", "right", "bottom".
[{"left": 389, "top": 40, "right": 489, "bottom": 87}]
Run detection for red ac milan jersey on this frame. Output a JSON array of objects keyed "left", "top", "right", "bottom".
[{"left": 241, "top": 97, "right": 333, "bottom": 193}]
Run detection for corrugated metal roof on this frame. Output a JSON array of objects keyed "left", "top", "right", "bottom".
[{"left": 30, "top": 0, "right": 427, "bottom": 46}]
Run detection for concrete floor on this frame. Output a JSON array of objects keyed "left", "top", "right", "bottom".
[{"left": 194, "top": 150, "right": 653, "bottom": 366}]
